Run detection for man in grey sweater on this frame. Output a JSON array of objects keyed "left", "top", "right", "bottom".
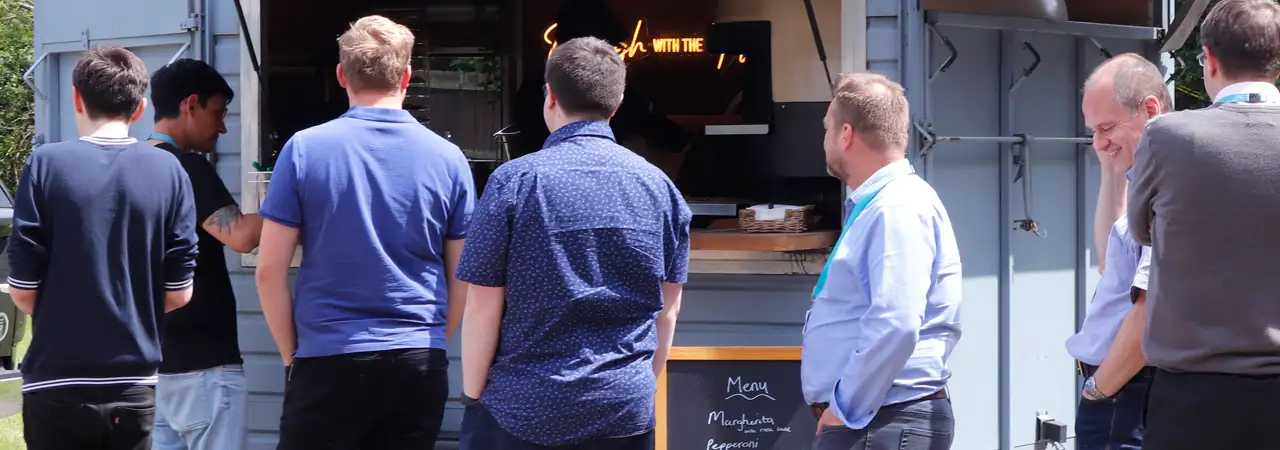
[{"left": 1127, "top": 1, "right": 1280, "bottom": 448}]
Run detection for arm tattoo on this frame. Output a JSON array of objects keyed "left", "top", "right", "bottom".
[{"left": 205, "top": 204, "right": 242, "bottom": 233}]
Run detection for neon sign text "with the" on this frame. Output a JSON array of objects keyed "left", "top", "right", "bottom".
[{"left": 543, "top": 19, "right": 746, "bottom": 69}]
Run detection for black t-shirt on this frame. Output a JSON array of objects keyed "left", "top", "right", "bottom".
[{"left": 155, "top": 142, "right": 243, "bottom": 374}]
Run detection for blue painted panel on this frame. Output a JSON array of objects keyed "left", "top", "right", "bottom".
[
  {"left": 923, "top": 24, "right": 1003, "bottom": 450},
  {"left": 34, "top": 0, "right": 189, "bottom": 44}
]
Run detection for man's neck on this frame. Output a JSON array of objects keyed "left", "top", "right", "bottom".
[
  {"left": 80, "top": 120, "right": 131, "bottom": 139},
  {"left": 842, "top": 153, "right": 904, "bottom": 191},
  {"left": 348, "top": 91, "right": 405, "bottom": 109},
  {"left": 548, "top": 115, "right": 604, "bottom": 134},
  {"left": 150, "top": 121, "right": 188, "bottom": 149}
]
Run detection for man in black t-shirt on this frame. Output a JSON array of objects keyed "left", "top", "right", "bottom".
[{"left": 145, "top": 58, "right": 262, "bottom": 450}]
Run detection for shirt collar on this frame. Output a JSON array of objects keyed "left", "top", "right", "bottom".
[
  {"left": 79, "top": 136, "right": 138, "bottom": 146},
  {"left": 340, "top": 106, "right": 418, "bottom": 123},
  {"left": 1125, "top": 166, "right": 1135, "bottom": 182},
  {"left": 846, "top": 159, "right": 914, "bottom": 206},
  {"left": 1213, "top": 82, "right": 1280, "bottom": 103},
  {"left": 543, "top": 120, "right": 616, "bottom": 149}
]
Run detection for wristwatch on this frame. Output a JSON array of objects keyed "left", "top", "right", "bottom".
[{"left": 1082, "top": 376, "right": 1112, "bottom": 400}]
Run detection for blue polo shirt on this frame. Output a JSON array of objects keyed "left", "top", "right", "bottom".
[
  {"left": 259, "top": 106, "right": 475, "bottom": 358},
  {"left": 456, "top": 120, "right": 692, "bottom": 446}
]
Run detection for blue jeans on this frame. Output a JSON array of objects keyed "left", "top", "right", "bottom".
[
  {"left": 1074, "top": 363, "right": 1152, "bottom": 450},
  {"left": 152, "top": 364, "right": 248, "bottom": 450}
]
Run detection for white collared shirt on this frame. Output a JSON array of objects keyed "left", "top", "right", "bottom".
[{"left": 1214, "top": 81, "right": 1280, "bottom": 103}]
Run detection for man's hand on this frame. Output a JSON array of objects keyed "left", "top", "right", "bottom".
[
  {"left": 814, "top": 407, "right": 845, "bottom": 436},
  {"left": 1095, "top": 143, "right": 1121, "bottom": 170}
]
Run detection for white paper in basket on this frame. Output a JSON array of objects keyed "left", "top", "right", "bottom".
[{"left": 746, "top": 204, "right": 804, "bottom": 221}]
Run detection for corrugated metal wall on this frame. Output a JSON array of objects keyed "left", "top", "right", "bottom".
[
  {"left": 871, "top": 0, "right": 1174, "bottom": 448},
  {"left": 30, "top": 0, "right": 1176, "bottom": 448}
]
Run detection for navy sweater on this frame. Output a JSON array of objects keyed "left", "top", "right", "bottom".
[{"left": 8, "top": 136, "right": 198, "bottom": 392}]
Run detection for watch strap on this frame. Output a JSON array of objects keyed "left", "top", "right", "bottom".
[{"left": 1083, "top": 376, "right": 1111, "bottom": 400}]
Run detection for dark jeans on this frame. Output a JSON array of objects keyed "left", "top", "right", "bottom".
[
  {"left": 277, "top": 348, "right": 449, "bottom": 450},
  {"left": 812, "top": 398, "right": 954, "bottom": 450},
  {"left": 1075, "top": 363, "right": 1152, "bottom": 450},
  {"left": 1143, "top": 369, "right": 1280, "bottom": 450},
  {"left": 23, "top": 384, "right": 156, "bottom": 450},
  {"left": 460, "top": 402, "right": 654, "bottom": 450}
]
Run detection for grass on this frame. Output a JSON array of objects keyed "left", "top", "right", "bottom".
[{"left": 0, "top": 319, "right": 32, "bottom": 449}]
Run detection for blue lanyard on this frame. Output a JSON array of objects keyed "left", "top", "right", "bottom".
[
  {"left": 811, "top": 184, "right": 888, "bottom": 298},
  {"left": 147, "top": 133, "right": 178, "bottom": 148},
  {"left": 1218, "top": 93, "right": 1273, "bottom": 104}
]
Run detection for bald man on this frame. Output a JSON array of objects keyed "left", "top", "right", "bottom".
[{"left": 1067, "top": 53, "right": 1171, "bottom": 450}]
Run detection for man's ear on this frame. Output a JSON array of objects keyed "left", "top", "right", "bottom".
[
  {"left": 129, "top": 98, "right": 148, "bottom": 124},
  {"left": 841, "top": 123, "right": 856, "bottom": 148},
  {"left": 335, "top": 64, "right": 348, "bottom": 89},
  {"left": 184, "top": 94, "right": 201, "bottom": 114},
  {"left": 72, "top": 87, "right": 85, "bottom": 114},
  {"left": 400, "top": 66, "right": 412, "bottom": 90},
  {"left": 1142, "top": 95, "right": 1162, "bottom": 118}
]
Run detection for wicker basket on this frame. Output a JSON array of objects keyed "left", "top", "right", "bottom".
[{"left": 738, "top": 205, "right": 815, "bottom": 233}]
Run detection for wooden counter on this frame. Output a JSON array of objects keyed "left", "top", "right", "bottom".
[
  {"left": 687, "top": 229, "right": 836, "bottom": 275},
  {"left": 690, "top": 229, "right": 837, "bottom": 252},
  {"left": 243, "top": 230, "right": 838, "bottom": 276}
]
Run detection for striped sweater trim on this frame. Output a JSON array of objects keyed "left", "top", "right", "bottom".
[{"left": 21, "top": 375, "right": 159, "bottom": 393}]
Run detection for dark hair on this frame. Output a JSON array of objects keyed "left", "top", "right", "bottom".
[
  {"left": 545, "top": 37, "right": 626, "bottom": 120},
  {"left": 150, "top": 58, "right": 235, "bottom": 122},
  {"left": 72, "top": 45, "right": 149, "bottom": 120},
  {"left": 1201, "top": 0, "right": 1280, "bottom": 79},
  {"left": 554, "top": 0, "right": 625, "bottom": 45}
]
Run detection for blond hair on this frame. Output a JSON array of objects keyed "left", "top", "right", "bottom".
[
  {"left": 337, "top": 15, "right": 414, "bottom": 92},
  {"left": 831, "top": 72, "right": 909, "bottom": 151}
]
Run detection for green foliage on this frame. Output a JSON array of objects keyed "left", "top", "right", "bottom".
[
  {"left": 0, "top": 0, "right": 34, "bottom": 189},
  {"left": 445, "top": 54, "right": 502, "bottom": 102},
  {"left": 1170, "top": 0, "right": 1218, "bottom": 110}
]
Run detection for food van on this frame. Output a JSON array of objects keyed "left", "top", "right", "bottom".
[{"left": 27, "top": 0, "right": 1200, "bottom": 447}]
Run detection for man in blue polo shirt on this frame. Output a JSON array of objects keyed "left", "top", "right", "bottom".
[
  {"left": 457, "top": 36, "right": 691, "bottom": 450},
  {"left": 255, "top": 15, "right": 474, "bottom": 449}
]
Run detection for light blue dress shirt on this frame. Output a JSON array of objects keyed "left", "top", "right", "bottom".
[
  {"left": 1064, "top": 212, "right": 1150, "bottom": 365},
  {"left": 801, "top": 159, "right": 963, "bottom": 429}
]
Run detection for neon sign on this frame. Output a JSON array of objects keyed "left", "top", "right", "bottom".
[{"left": 542, "top": 20, "right": 747, "bottom": 69}]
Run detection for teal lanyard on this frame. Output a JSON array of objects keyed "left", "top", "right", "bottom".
[
  {"left": 147, "top": 133, "right": 178, "bottom": 148},
  {"left": 812, "top": 184, "right": 888, "bottom": 297},
  {"left": 1218, "top": 92, "right": 1277, "bottom": 104}
]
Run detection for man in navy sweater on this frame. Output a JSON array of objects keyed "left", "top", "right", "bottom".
[{"left": 8, "top": 45, "right": 200, "bottom": 450}]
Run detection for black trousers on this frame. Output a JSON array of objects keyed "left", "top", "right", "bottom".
[
  {"left": 460, "top": 402, "right": 654, "bottom": 450},
  {"left": 23, "top": 384, "right": 156, "bottom": 450},
  {"left": 1144, "top": 369, "right": 1280, "bottom": 450},
  {"left": 277, "top": 348, "right": 449, "bottom": 450}
]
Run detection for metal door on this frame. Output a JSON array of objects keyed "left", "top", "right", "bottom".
[{"left": 28, "top": 0, "right": 201, "bottom": 145}]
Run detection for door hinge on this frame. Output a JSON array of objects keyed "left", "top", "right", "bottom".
[{"left": 181, "top": 13, "right": 202, "bottom": 32}]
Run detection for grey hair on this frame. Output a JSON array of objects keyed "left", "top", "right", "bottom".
[{"left": 1085, "top": 53, "right": 1173, "bottom": 114}]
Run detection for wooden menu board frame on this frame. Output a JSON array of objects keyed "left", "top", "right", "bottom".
[{"left": 655, "top": 346, "right": 803, "bottom": 450}]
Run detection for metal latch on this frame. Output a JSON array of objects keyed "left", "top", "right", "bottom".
[{"left": 181, "top": 13, "right": 201, "bottom": 32}]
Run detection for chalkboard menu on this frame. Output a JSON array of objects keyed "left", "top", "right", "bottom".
[{"left": 659, "top": 349, "right": 816, "bottom": 450}]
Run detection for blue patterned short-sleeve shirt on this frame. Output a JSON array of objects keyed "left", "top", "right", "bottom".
[{"left": 456, "top": 120, "right": 692, "bottom": 446}]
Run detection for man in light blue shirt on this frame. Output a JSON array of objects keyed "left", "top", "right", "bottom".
[
  {"left": 1067, "top": 53, "right": 1169, "bottom": 450},
  {"left": 801, "top": 72, "right": 962, "bottom": 449}
]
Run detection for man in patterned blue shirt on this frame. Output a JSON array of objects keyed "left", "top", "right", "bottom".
[{"left": 457, "top": 36, "right": 692, "bottom": 450}]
